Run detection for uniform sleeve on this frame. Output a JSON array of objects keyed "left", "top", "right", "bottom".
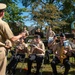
[
  {"left": 2, "top": 22, "right": 14, "bottom": 39},
  {"left": 69, "top": 44, "right": 72, "bottom": 51},
  {"left": 53, "top": 43, "right": 58, "bottom": 54},
  {"left": 52, "top": 31, "right": 55, "bottom": 36},
  {"left": 23, "top": 43, "right": 29, "bottom": 53},
  {"left": 66, "top": 44, "right": 72, "bottom": 56},
  {"left": 23, "top": 43, "right": 28, "bottom": 48},
  {"left": 41, "top": 43, "right": 45, "bottom": 53},
  {"left": 26, "top": 31, "right": 29, "bottom": 36}
]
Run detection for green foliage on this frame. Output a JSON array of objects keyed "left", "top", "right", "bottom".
[
  {"left": 0, "top": 0, "right": 75, "bottom": 33},
  {"left": 62, "top": 0, "right": 74, "bottom": 14},
  {"left": 31, "top": 3, "right": 68, "bottom": 32},
  {"left": 0, "top": 0, "right": 28, "bottom": 34},
  {"left": 21, "top": 0, "right": 75, "bottom": 33},
  {"left": 4, "top": 2, "right": 27, "bottom": 23}
]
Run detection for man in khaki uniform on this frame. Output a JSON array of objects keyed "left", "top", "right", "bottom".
[
  {"left": 51, "top": 33, "right": 72, "bottom": 75},
  {"left": 27, "top": 35, "right": 45, "bottom": 75},
  {"left": 7, "top": 37, "right": 29, "bottom": 75},
  {"left": 23, "top": 27, "right": 29, "bottom": 37},
  {"left": 23, "top": 27, "right": 29, "bottom": 43},
  {"left": 0, "top": 3, "right": 26, "bottom": 75},
  {"left": 16, "top": 37, "right": 29, "bottom": 54},
  {"left": 46, "top": 27, "right": 55, "bottom": 40},
  {"left": 45, "top": 35, "right": 57, "bottom": 63}
]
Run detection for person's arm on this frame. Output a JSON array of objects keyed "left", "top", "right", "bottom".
[
  {"left": 66, "top": 44, "right": 72, "bottom": 56},
  {"left": 53, "top": 44, "right": 57, "bottom": 54},
  {"left": 48, "top": 41, "right": 54, "bottom": 47},
  {"left": 27, "top": 31, "right": 29, "bottom": 36},
  {"left": 34, "top": 43, "right": 45, "bottom": 54},
  {"left": 0, "top": 42, "right": 5, "bottom": 47},
  {"left": 10, "top": 32, "right": 26, "bottom": 42},
  {"left": 71, "top": 49, "right": 75, "bottom": 52},
  {"left": 2, "top": 22, "right": 26, "bottom": 43},
  {"left": 24, "top": 43, "right": 30, "bottom": 55},
  {"left": 70, "top": 43, "right": 75, "bottom": 52}
]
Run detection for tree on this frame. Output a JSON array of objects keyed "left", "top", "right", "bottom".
[
  {"left": 0, "top": 0, "right": 28, "bottom": 35},
  {"left": 55, "top": 0, "right": 75, "bottom": 32},
  {"left": 22, "top": 0, "right": 68, "bottom": 33},
  {"left": 22, "top": 0, "right": 75, "bottom": 33}
]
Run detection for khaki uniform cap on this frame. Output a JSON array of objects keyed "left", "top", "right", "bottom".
[{"left": 0, "top": 3, "right": 6, "bottom": 10}]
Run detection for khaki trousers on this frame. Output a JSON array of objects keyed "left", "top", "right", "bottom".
[{"left": 0, "top": 47, "right": 7, "bottom": 75}]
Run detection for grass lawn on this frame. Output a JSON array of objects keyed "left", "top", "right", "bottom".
[{"left": 7, "top": 53, "right": 75, "bottom": 75}]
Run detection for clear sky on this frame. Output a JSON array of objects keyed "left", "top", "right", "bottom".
[{"left": 18, "top": 2, "right": 34, "bottom": 27}]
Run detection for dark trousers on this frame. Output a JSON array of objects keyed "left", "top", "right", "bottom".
[
  {"left": 71, "top": 52, "right": 75, "bottom": 57},
  {"left": 51, "top": 56, "right": 71, "bottom": 75},
  {"left": 6, "top": 53, "right": 25, "bottom": 74},
  {"left": 27, "top": 54, "right": 44, "bottom": 75}
]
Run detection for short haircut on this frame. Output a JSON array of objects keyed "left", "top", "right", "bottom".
[{"left": 60, "top": 33, "right": 65, "bottom": 37}]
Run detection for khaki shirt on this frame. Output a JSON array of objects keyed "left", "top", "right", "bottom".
[
  {"left": 48, "top": 40, "right": 56, "bottom": 50},
  {"left": 16, "top": 42, "right": 29, "bottom": 54},
  {"left": 46, "top": 30, "right": 55, "bottom": 39},
  {"left": 24, "top": 30, "right": 29, "bottom": 36},
  {"left": 70, "top": 42, "right": 75, "bottom": 53},
  {"left": 53, "top": 42, "right": 72, "bottom": 58},
  {"left": 0, "top": 18, "right": 14, "bottom": 75},
  {"left": 70, "top": 42, "right": 75, "bottom": 49},
  {"left": 30, "top": 41, "right": 45, "bottom": 56},
  {"left": 0, "top": 19, "right": 14, "bottom": 46}
]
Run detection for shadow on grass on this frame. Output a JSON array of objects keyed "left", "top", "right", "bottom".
[
  {"left": 15, "top": 68, "right": 63, "bottom": 75},
  {"left": 16, "top": 68, "right": 52, "bottom": 75}
]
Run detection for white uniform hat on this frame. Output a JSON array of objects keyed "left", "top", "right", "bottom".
[{"left": 0, "top": 3, "right": 6, "bottom": 10}]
